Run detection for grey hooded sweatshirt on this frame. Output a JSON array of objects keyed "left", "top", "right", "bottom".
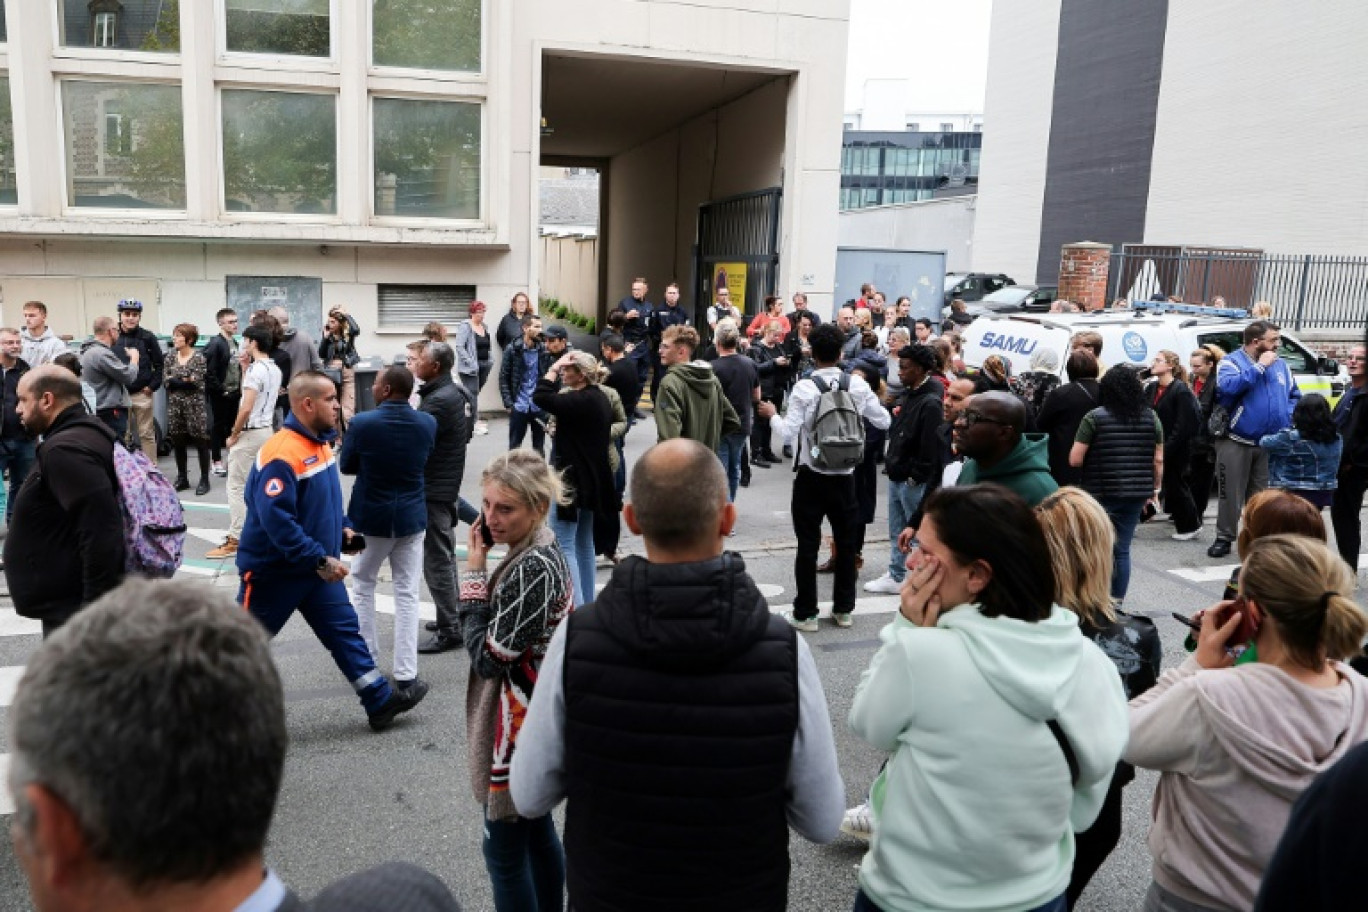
[
  {"left": 1126, "top": 657, "right": 1368, "bottom": 910},
  {"left": 21, "top": 326, "right": 68, "bottom": 367}
]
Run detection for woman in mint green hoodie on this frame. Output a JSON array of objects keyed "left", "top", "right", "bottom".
[{"left": 849, "top": 484, "right": 1130, "bottom": 912}]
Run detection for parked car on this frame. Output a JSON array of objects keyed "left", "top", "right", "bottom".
[
  {"left": 964, "top": 284, "right": 1058, "bottom": 316},
  {"left": 944, "top": 272, "right": 1016, "bottom": 306}
]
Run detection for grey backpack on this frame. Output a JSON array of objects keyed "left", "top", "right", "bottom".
[{"left": 807, "top": 374, "right": 865, "bottom": 470}]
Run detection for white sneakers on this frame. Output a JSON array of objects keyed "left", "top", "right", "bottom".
[
  {"left": 863, "top": 573, "right": 904, "bottom": 594},
  {"left": 782, "top": 611, "right": 818, "bottom": 633},
  {"left": 1172, "top": 522, "right": 1204, "bottom": 541},
  {"left": 840, "top": 802, "right": 873, "bottom": 842}
]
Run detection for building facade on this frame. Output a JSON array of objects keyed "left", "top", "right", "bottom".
[
  {"left": 0, "top": 1, "right": 849, "bottom": 406},
  {"left": 840, "top": 129, "right": 981, "bottom": 210},
  {"left": 972, "top": 0, "right": 1368, "bottom": 285}
]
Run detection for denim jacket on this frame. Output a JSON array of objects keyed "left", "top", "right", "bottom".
[{"left": 1259, "top": 428, "right": 1342, "bottom": 491}]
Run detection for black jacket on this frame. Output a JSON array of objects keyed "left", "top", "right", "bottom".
[
  {"left": 495, "top": 311, "right": 524, "bottom": 351},
  {"left": 1036, "top": 379, "right": 1099, "bottom": 486},
  {"left": 202, "top": 333, "right": 238, "bottom": 397},
  {"left": 1, "top": 358, "right": 31, "bottom": 440},
  {"left": 319, "top": 313, "right": 361, "bottom": 367},
  {"left": 416, "top": 373, "right": 471, "bottom": 504},
  {"left": 884, "top": 377, "right": 945, "bottom": 484},
  {"left": 532, "top": 379, "right": 618, "bottom": 516},
  {"left": 498, "top": 338, "right": 553, "bottom": 410},
  {"left": 112, "top": 325, "right": 164, "bottom": 393},
  {"left": 1192, "top": 375, "right": 1221, "bottom": 455},
  {"left": 4, "top": 405, "right": 125, "bottom": 620},
  {"left": 907, "top": 421, "right": 956, "bottom": 532},
  {"left": 1081, "top": 408, "right": 1160, "bottom": 501},
  {"left": 603, "top": 358, "right": 642, "bottom": 419},
  {"left": 562, "top": 553, "right": 799, "bottom": 912},
  {"left": 1337, "top": 386, "right": 1368, "bottom": 469},
  {"left": 1149, "top": 378, "right": 1202, "bottom": 451},
  {"left": 749, "top": 342, "right": 790, "bottom": 400}
]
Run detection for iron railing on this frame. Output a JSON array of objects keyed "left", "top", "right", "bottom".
[{"left": 1108, "top": 247, "right": 1368, "bottom": 331}]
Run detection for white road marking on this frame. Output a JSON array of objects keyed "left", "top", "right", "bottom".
[
  {"left": 0, "top": 665, "right": 24, "bottom": 707},
  {"left": 0, "top": 755, "right": 11, "bottom": 816}
]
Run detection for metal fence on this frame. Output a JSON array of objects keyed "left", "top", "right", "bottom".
[{"left": 1108, "top": 248, "right": 1368, "bottom": 331}]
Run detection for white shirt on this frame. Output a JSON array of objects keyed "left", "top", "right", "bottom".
[
  {"left": 244, "top": 358, "right": 282, "bottom": 429},
  {"left": 770, "top": 366, "right": 890, "bottom": 475}
]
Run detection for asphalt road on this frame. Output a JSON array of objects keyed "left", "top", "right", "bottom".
[{"left": 0, "top": 415, "right": 1363, "bottom": 911}]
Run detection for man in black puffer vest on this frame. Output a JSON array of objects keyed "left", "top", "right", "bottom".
[{"left": 511, "top": 438, "right": 843, "bottom": 912}]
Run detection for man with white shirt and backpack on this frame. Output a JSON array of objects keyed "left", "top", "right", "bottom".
[{"left": 759, "top": 323, "right": 889, "bottom": 631}]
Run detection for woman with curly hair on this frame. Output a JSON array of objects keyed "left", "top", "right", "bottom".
[
  {"left": 1070, "top": 365, "right": 1164, "bottom": 601},
  {"left": 974, "top": 354, "right": 1012, "bottom": 394}
]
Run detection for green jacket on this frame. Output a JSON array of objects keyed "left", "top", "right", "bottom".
[
  {"left": 958, "top": 433, "right": 1059, "bottom": 506},
  {"left": 654, "top": 362, "right": 741, "bottom": 451}
]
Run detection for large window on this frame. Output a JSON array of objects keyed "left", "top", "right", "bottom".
[
  {"left": 62, "top": 81, "right": 185, "bottom": 209},
  {"left": 225, "top": 0, "right": 329, "bottom": 57},
  {"left": 222, "top": 90, "right": 336, "bottom": 215},
  {"left": 0, "top": 77, "right": 13, "bottom": 205},
  {"left": 373, "top": 98, "right": 480, "bottom": 220},
  {"left": 59, "top": 0, "right": 180, "bottom": 52},
  {"left": 1, "top": 5, "right": 8, "bottom": 42},
  {"left": 372, "top": 0, "right": 481, "bottom": 72}
]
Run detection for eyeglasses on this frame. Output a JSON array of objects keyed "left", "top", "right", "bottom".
[{"left": 956, "top": 410, "right": 1008, "bottom": 427}]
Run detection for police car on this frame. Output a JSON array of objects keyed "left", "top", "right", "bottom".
[{"left": 959, "top": 302, "right": 1348, "bottom": 404}]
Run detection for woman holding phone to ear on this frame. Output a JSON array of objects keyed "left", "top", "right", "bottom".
[
  {"left": 1126, "top": 534, "right": 1368, "bottom": 912},
  {"left": 460, "top": 450, "right": 574, "bottom": 912},
  {"left": 848, "top": 484, "right": 1128, "bottom": 912}
]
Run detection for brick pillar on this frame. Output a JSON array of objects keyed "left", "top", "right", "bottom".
[{"left": 1057, "top": 241, "right": 1112, "bottom": 312}]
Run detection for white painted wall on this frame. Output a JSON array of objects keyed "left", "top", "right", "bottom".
[
  {"left": 838, "top": 196, "right": 976, "bottom": 272},
  {"left": 970, "top": 0, "right": 1062, "bottom": 284},
  {"left": 1145, "top": 0, "right": 1368, "bottom": 254}
]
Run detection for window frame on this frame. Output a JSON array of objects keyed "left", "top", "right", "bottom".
[
  {"left": 366, "top": 0, "right": 487, "bottom": 81},
  {"left": 0, "top": 73, "right": 14, "bottom": 208},
  {"left": 56, "top": 76, "right": 189, "bottom": 218},
  {"left": 92, "top": 11, "right": 117, "bottom": 48},
  {"left": 368, "top": 91, "right": 486, "bottom": 227},
  {"left": 216, "top": 0, "right": 338, "bottom": 70}
]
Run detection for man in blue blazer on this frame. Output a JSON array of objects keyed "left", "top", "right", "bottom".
[{"left": 340, "top": 365, "right": 437, "bottom": 696}]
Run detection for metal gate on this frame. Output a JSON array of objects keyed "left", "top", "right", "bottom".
[{"left": 694, "top": 188, "right": 782, "bottom": 331}]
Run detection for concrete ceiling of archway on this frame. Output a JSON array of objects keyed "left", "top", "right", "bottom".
[{"left": 541, "top": 52, "right": 784, "bottom": 159}]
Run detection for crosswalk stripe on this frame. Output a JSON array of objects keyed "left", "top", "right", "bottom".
[
  {"left": 0, "top": 610, "right": 42, "bottom": 639},
  {"left": 1168, "top": 552, "right": 1367, "bottom": 584},
  {"left": 0, "top": 755, "right": 11, "bottom": 816},
  {"left": 0, "top": 665, "right": 25, "bottom": 708}
]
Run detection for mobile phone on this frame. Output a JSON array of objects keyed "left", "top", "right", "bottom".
[
  {"left": 479, "top": 513, "right": 495, "bottom": 549},
  {"left": 1216, "top": 596, "right": 1261, "bottom": 644},
  {"left": 342, "top": 533, "right": 366, "bottom": 555},
  {"left": 1171, "top": 611, "right": 1200, "bottom": 633}
]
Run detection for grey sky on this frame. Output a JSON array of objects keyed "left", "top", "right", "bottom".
[{"left": 844, "top": 0, "right": 991, "bottom": 114}]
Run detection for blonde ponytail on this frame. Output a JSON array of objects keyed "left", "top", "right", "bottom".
[{"left": 1241, "top": 535, "right": 1363, "bottom": 669}]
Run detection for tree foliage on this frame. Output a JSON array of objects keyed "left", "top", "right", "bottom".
[
  {"left": 223, "top": 91, "right": 336, "bottom": 213},
  {"left": 373, "top": 0, "right": 481, "bottom": 71}
]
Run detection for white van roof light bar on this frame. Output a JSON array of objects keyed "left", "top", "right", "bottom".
[{"left": 1132, "top": 300, "right": 1251, "bottom": 320}]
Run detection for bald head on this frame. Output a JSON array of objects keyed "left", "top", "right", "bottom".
[
  {"left": 628, "top": 440, "right": 729, "bottom": 553},
  {"left": 288, "top": 370, "right": 334, "bottom": 404},
  {"left": 975, "top": 391, "right": 1027, "bottom": 433},
  {"left": 17, "top": 365, "right": 84, "bottom": 436},
  {"left": 267, "top": 306, "right": 290, "bottom": 327}
]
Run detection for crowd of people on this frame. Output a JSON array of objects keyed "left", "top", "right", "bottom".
[{"left": 3, "top": 280, "right": 1368, "bottom": 912}]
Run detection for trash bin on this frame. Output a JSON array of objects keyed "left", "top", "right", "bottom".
[{"left": 352, "top": 356, "right": 386, "bottom": 413}]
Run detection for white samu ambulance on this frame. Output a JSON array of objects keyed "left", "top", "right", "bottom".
[{"left": 959, "top": 302, "right": 1349, "bottom": 404}]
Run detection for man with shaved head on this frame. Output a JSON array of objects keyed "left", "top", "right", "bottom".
[
  {"left": 5, "top": 365, "right": 126, "bottom": 634},
  {"left": 511, "top": 438, "right": 843, "bottom": 912},
  {"left": 234, "top": 370, "right": 428, "bottom": 731},
  {"left": 953, "top": 390, "right": 1058, "bottom": 505}
]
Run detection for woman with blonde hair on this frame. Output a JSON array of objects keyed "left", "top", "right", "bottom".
[
  {"left": 532, "top": 350, "right": 618, "bottom": 606},
  {"left": 1035, "top": 487, "right": 1162, "bottom": 909},
  {"left": 1127, "top": 534, "right": 1368, "bottom": 912},
  {"left": 462, "top": 449, "right": 574, "bottom": 911}
]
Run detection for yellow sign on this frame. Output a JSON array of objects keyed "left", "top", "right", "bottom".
[{"left": 713, "top": 263, "right": 748, "bottom": 315}]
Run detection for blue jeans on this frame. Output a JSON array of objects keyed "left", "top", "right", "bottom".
[
  {"left": 717, "top": 432, "right": 747, "bottom": 502},
  {"left": 1098, "top": 496, "right": 1147, "bottom": 602},
  {"left": 0, "top": 438, "right": 36, "bottom": 522},
  {"left": 551, "top": 507, "right": 596, "bottom": 607},
  {"left": 482, "top": 813, "right": 564, "bottom": 912},
  {"left": 886, "top": 478, "right": 925, "bottom": 581},
  {"left": 855, "top": 888, "right": 1064, "bottom": 912}
]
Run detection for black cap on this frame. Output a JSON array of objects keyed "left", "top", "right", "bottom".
[{"left": 543, "top": 325, "right": 568, "bottom": 340}]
